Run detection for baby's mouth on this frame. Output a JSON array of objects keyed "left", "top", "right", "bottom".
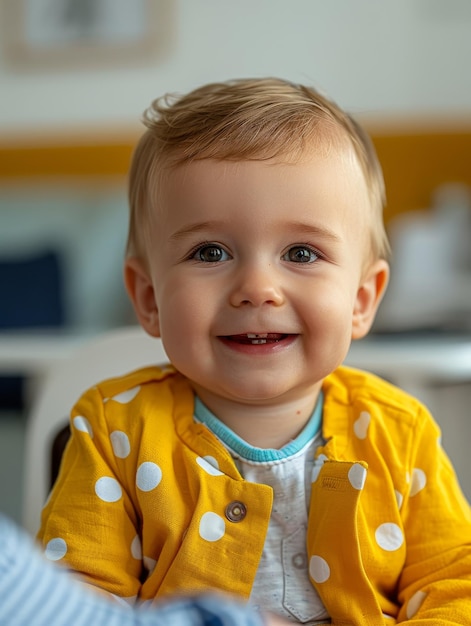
[{"left": 223, "top": 333, "right": 289, "bottom": 345}]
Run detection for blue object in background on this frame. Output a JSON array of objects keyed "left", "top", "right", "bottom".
[{"left": 0, "top": 249, "right": 65, "bottom": 409}]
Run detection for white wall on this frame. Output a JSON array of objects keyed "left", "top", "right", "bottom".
[{"left": 1, "top": 0, "right": 471, "bottom": 136}]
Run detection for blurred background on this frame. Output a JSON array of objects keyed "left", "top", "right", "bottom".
[{"left": 1, "top": 0, "right": 470, "bottom": 527}]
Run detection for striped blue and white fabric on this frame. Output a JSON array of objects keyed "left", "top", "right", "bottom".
[{"left": 0, "top": 514, "right": 264, "bottom": 626}]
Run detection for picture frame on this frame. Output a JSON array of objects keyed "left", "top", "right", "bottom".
[{"left": 2, "top": 0, "right": 170, "bottom": 68}]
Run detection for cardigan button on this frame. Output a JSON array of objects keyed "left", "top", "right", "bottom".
[{"left": 225, "top": 500, "right": 247, "bottom": 522}]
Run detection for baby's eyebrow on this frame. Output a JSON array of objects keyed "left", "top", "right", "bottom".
[
  {"left": 284, "top": 222, "right": 342, "bottom": 243},
  {"left": 169, "top": 221, "right": 222, "bottom": 241}
]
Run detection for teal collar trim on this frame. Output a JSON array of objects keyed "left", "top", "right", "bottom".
[{"left": 194, "top": 392, "right": 323, "bottom": 463}]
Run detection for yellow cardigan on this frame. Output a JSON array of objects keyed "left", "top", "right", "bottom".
[{"left": 38, "top": 365, "right": 471, "bottom": 624}]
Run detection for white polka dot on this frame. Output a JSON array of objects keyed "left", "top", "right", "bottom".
[
  {"left": 95, "top": 476, "right": 122, "bottom": 502},
  {"left": 410, "top": 468, "right": 427, "bottom": 497},
  {"left": 196, "top": 456, "right": 223, "bottom": 476},
  {"left": 110, "top": 430, "right": 131, "bottom": 458},
  {"left": 395, "top": 490, "right": 404, "bottom": 510},
  {"left": 406, "top": 590, "right": 427, "bottom": 618},
  {"left": 309, "top": 555, "right": 330, "bottom": 583},
  {"left": 348, "top": 463, "right": 367, "bottom": 490},
  {"left": 199, "top": 512, "right": 225, "bottom": 542},
  {"left": 136, "top": 462, "right": 162, "bottom": 492},
  {"left": 73, "top": 416, "right": 93, "bottom": 437},
  {"left": 353, "top": 411, "right": 371, "bottom": 439},
  {"left": 375, "top": 522, "right": 404, "bottom": 551},
  {"left": 45, "top": 537, "right": 67, "bottom": 561},
  {"left": 110, "top": 386, "right": 141, "bottom": 404},
  {"left": 131, "top": 535, "right": 142, "bottom": 560},
  {"left": 143, "top": 556, "right": 157, "bottom": 574},
  {"left": 311, "top": 454, "right": 328, "bottom": 483}
]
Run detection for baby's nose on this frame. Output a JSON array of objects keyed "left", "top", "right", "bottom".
[{"left": 228, "top": 264, "right": 285, "bottom": 307}]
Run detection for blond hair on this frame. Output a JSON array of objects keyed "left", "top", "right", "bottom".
[{"left": 127, "top": 77, "right": 390, "bottom": 260}]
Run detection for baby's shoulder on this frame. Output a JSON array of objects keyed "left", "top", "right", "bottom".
[
  {"left": 72, "top": 363, "right": 195, "bottom": 438},
  {"left": 93, "top": 362, "right": 178, "bottom": 400},
  {"left": 73, "top": 363, "right": 190, "bottom": 419},
  {"left": 326, "top": 365, "right": 429, "bottom": 427}
]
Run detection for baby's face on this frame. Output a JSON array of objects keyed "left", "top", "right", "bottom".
[{"left": 128, "top": 148, "right": 387, "bottom": 414}]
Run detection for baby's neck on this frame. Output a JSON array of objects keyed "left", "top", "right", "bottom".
[{"left": 191, "top": 384, "right": 323, "bottom": 449}]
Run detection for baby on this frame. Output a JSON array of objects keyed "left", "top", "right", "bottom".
[{"left": 39, "top": 78, "right": 471, "bottom": 624}]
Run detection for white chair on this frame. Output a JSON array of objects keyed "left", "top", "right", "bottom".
[{"left": 22, "top": 326, "right": 168, "bottom": 536}]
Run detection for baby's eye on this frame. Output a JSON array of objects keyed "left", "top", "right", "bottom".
[
  {"left": 283, "top": 246, "right": 319, "bottom": 263},
  {"left": 192, "top": 244, "right": 230, "bottom": 263}
]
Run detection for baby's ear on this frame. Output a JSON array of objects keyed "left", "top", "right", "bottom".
[
  {"left": 123, "top": 257, "right": 161, "bottom": 337},
  {"left": 352, "top": 259, "right": 389, "bottom": 340}
]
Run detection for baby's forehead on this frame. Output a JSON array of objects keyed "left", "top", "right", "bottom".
[
  {"left": 159, "top": 142, "right": 366, "bottom": 201},
  {"left": 153, "top": 148, "right": 371, "bottom": 220}
]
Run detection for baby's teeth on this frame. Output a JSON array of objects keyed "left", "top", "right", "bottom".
[{"left": 246, "top": 333, "right": 268, "bottom": 338}]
